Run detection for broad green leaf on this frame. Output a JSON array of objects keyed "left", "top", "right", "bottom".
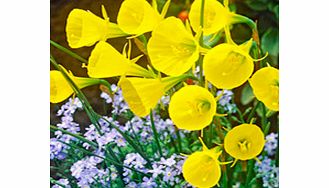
[{"left": 261, "top": 28, "right": 279, "bottom": 56}]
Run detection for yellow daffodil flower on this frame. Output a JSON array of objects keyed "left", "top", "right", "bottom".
[
  {"left": 66, "top": 6, "right": 127, "bottom": 48},
  {"left": 183, "top": 137, "right": 224, "bottom": 187},
  {"left": 169, "top": 85, "right": 216, "bottom": 130},
  {"left": 224, "top": 124, "right": 265, "bottom": 161},
  {"left": 203, "top": 39, "right": 255, "bottom": 89},
  {"left": 87, "top": 41, "right": 153, "bottom": 78},
  {"left": 50, "top": 68, "right": 101, "bottom": 103},
  {"left": 119, "top": 75, "right": 188, "bottom": 117},
  {"left": 189, "top": 0, "right": 256, "bottom": 35},
  {"left": 117, "top": 0, "right": 162, "bottom": 35},
  {"left": 148, "top": 17, "right": 199, "bottom": 76},
  {"left": 249, "top": 67, "right": 279, "bottom": 111}
]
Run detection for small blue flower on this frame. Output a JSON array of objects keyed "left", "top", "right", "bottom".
[
  {"left": 52, "top": 178, "right": 71, "bottom": 188},
  {"left": 141, "top": 177, "right": 157, "bottom": 188},
  {"left": 265, "top": 133, "right": 278, "bottom": 156}
]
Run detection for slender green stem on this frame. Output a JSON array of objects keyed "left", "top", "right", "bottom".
[
  {"left": 175, "top": 127, "right": 182, "bottom": 153},
  {"left": 50, "top": 40, "right": 88, "bottom": 64},
  {"left": 246, "top": 160, "right": 255, "bottom": 187},
  {"left": 236, "top": 107, "right": 246, "bottom": 123},
  {"left": 261, "top": 103, "right": 267, "bottom": 131},
  {"left": 150, "top": 110, "right": 163, "bottom": 158},
  {"left": 247, "top": 100, "right": 261, "bottom": 123},
  {"left": 198, "top": 0, "right": 206, "bottom": 85}
]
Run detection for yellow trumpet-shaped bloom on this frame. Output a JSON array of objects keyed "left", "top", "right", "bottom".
[
  {"left": 249, "top": 67, "right": 279, "bottom": 111},
  {"left": 87, "top": 41, "right": 152, "bottom": 78},
  {"left": 189, "top": 0, "right": 229, "bottom": 35},
  {"left": 66, "top": 8, "right": 127, "bottom": 48},
  {"left": 169, "top": 85, "right": 216, "bottom": 131},
  {"left": 183, "top": 138, "right": 222, "bottom": 187},
  {"left": 203, "top": 39, "right": 254, "bottom": 89},
  {"left": 148, "top": 17, "right": 199, "bottom": 76},
  {"left": 224, "top": 124, "right": 265, "bottom": 160},
  {"left": 189, "top": 0, "right": 256, "bottom": 35},
  {"left": 117, "top": 0, "right": 162, "bottom": 35},
  {"left": 120, "top": 75, "right": 187, "bottom": 117},
  {"left": 50, "top": 69, "right": 100, "bottom": 103}
]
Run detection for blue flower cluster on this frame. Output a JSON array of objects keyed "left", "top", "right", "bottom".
[
  {"left": 216, "top": 90, "right": 236, "bottom": 113},
  {"left": 255, "top": 156, "right": 279, "bottom": 188},
  {"left": 51, "top": 90, "right": 192, "bottom": 187},
  {"left": 50, "top": 98, "right": 83, "bottom": 160},
  {"left": 255, "top": 132, "right": 279, "bottom": 188},
  {"left": 123, "top": 153, "right": 191, "bottom": 187},
  {"left": 264, "top": 133, "right": 278, "bottom": 156}
]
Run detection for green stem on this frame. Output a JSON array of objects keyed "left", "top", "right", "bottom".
[
  {"left": 50, "top": 40, "right": 88, "bottom": 64},
  {"left": 246, "top": 160, "right": 255, "bottom": 187},
  {"left": 150, "top": 110, "right": 163, "bottom": 158},
  {"left": 261, "top": 103, "right": 267, "bottom": 131},
  {"left": 236, "top": 107, "right": 246, "bottom": 123},
  {"left": 175, "top": 128, "right": 182, "bottom": 152},
  {"left": 247, "top": 100, "right": 260, "bottom": 123},
  {"left": 198, "top": 0, "right": 205, "bottom": 85}
]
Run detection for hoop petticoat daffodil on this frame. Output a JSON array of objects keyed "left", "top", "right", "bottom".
[
  {"left": 189, "top": 0, "right": 257, "bottom": 35},
  {"left": 249, "top": 66, "right": 279, "bottom": 111},
  {"left": 148, "top": 17, "right": 199, "bottom": 76},
  {"left": 224, "top": 124, "right": 265, "bottom": 164},
  {"left": 87, "top": 41, "right": 153, "bottom": 78},
  {"left": 169, "top": 85, "right": 217, "bottom": 131},
  {"left": 117, "top": 0, "right": 171, "bottom": 36},
  {"left": 50, "top": 66, "right": 101, "bottom": 103},
  {"left": 183, "top": 137, "right": 231, "bottom": 188},
  {"left": 203, "top": 36, "right": 267, "bottom": 90},
  {"left": 65, "top": 6, "right": 127, "bottom": 48},
  {"left": 119, "top": 74, "right": 190, "bottom": 117}
]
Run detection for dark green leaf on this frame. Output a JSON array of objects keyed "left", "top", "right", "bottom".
[{"left": 261, "top": 28, "right": 279, "bottom": 56}]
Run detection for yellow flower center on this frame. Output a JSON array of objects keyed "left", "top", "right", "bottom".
[
  {"left": 221, "top": 51, "right": 246, "bottom": 76},
  {"left": 132, "top": 12, "right": 143, "bottom": 23},
  {"left": 197, "top": 100, "right": 211, "bottom": 114},
  {"left": 238, "top": 140, "right": 251, "bottom": 153}
]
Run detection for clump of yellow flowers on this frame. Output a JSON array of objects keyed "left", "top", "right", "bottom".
[{"left": 51, "top": 0, "right": 279, "bottom": 187}]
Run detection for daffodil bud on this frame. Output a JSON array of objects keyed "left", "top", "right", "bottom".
[
  {"left": 148, "top": 17, "right": 199, "bottom": 76},
  {"left": 117, "top": 0, "right": 162, "bottom": 35},
  {"left": 249, "top": 67, "right": 279, "bottom": 111},
  {"left": 224, "top": 124, "right": 265, "bottom": 160},
  {"left": 50, "top": 68, "right": 101, "bottom": 103},
  {"left": 169, "top": 85, "right": 216, "bottom": 130},
  {"left": 203, "top": 39, "right": 255, "bottom": 89},
  {"left": 66, "top": 8, "right": 127, "bottom": 48},
  {"left": 87, "top": 41, "right": 152, "bottom": 78}
]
